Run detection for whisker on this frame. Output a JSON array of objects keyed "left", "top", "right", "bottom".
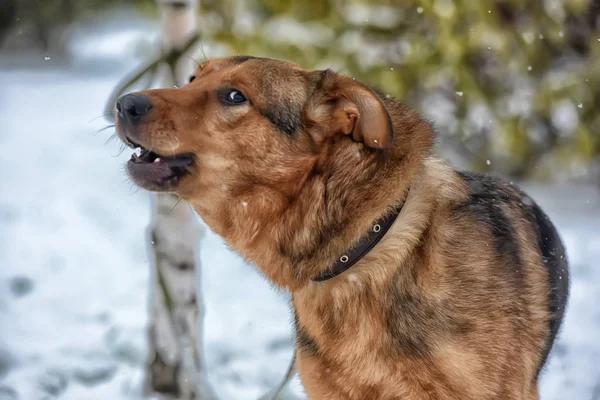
[
  {"left": 105, "top": 133, "right": 118, "bottom": 145},
  {"left": 186, "top": 56, "right": 201, "bottom": 68},
  {"left": 198, "top": 43, "right": 208, "bottom": 61},
  {"left": 121, "top": 171, "right": 141, "bottom": 195},
  {"left": 89, "top": 113, "right": 116, "bottom": 123},
  {"left": 113, "top": 143, "right": 128, "bottom": 157},
  {"left": 123, "top": 178, "right": 136, "bottom": 193},
  {"left": 92, "top": 125, "right": 116, "bottom": 136},
  {"left": 168, "top": 137, "right": 180, "bottom": 156},
  {"left": 128, "top": 183, "right": 140, "bottom": 195}
]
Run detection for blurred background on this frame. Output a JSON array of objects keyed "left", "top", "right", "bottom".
[{"left": 0, "top": 0, "right": 598, "bottom": 399}]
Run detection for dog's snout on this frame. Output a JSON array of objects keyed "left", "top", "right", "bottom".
[{"left": 116, "top": 94, "right": 153, "bottom": 124}]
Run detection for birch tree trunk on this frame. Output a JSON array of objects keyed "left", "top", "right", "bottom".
[
  {"left": 140, "top": 2, "right": 299, "bottom": 398},
  {"left": 144, "top": 1, "right": 217, "bottom": 399}
]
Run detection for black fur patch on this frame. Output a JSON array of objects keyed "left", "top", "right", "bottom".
[
  {"left": 229, "top": 55, "right": 302, "bottom": 134},
  {"left": 230, "top": 55, "right": 257, "bottom": 64},
  {"left": 457, "top": 171, "right": 569, "bottom": 375},
  {"left": 385, "top": 232, "right": 471, "bottom": 359},
  {"left": 456, "top": 171, "right": 526, "bottom": 292},
  {"left": 530, "top": 200, "right": 569, "bottom": 376},
  {"left": 385, "top": 289, "right": 433, "bottom": 358},
  {"left": 296, "top": 328, "right": 320, "bottom": 356},
  {"left": 260, "top": 104, "right": 303, "bottom": 135},
  {"left": 385, "top": 277, "right": 475, "bottom": 359},
  {"left": 455, "top": 171, "right": 532, "bottom": 363},
  {"left": 294, "top": 312, "right": 320, "bottom": 356}
]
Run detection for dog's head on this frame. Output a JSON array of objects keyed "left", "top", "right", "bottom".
[
  {"left": 115, "top": 56, "right": 393, "bottom": 198},
  {"left": 115, "top": 56, "right": 435, "bottom": 287}
]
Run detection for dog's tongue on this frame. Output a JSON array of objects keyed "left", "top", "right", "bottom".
[
  {"left": 127, "top": 152, "right": 193, "bottom": 182},
  {"left": 128, "top": 158, "right": 175, "bottom": 181}
]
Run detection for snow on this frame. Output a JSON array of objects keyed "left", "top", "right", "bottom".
[
  {"left": 0, "top": 41, "right": 298, "bottom": 399},
  {"left": 0, "top": 17, "right": 599, "bottom": 400}
]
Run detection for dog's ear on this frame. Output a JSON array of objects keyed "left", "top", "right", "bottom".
[{"left": 312, "top": 71, "right": 394, "bottom": 150}]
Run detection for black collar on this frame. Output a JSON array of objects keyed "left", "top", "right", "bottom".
[{"left": 312, "top": 201, "right": 405, "bottom": 282}]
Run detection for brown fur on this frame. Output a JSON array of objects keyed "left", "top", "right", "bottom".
[{"left": 115, "top": 56, "right": 568, "bottom": 399}]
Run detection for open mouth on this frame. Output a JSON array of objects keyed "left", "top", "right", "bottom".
[{"left": 125, "top": 137, "right": 193, "bottom": 192}]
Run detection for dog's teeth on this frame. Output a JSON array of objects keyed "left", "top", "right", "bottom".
[{"left": 154, "top": 158, "right": 161, "bottom": 163}]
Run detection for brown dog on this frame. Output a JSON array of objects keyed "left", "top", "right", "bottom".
[{"left": 114, "top": 56, "right": 569, "bottom": 399}]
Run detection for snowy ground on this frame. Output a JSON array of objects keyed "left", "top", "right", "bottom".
[{"left": 0, "top": 14, "right": 599, "bottom": 400}]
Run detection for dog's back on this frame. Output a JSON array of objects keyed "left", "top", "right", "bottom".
[
  {"left": 457, "top": 171, "right": 569, "bottom": 376},
  {"left": 528, "top": 192, "right": 569, "bottom": 374}
]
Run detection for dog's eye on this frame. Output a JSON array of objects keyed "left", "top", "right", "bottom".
[
  {"left": 188, "top": 75, "right": 196, "bottom": 83},
  {"left": 223, "top": 89, "right": 247, "bottom": 105}
]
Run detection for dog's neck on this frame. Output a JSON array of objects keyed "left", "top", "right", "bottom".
[
  {"left": 292, "top": 155, "right": 465, "bottom": 341},
  {"left": 311, "top": 199, "right": 406, "bottom": 282},
  {"left": 190, "top": 101, "right": 435, "bottom": 291}
]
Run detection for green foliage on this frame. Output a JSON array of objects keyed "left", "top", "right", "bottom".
[
  {"left": 196, "top": 0, "right": 599, "bottom": 181},
  {"left": 4, "top": 0, "right": 597, "bottom": 181}
]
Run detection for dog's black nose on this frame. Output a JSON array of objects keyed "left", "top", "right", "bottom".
[{"left": 116, "top": 94, "right": 153, "bottom": 123}]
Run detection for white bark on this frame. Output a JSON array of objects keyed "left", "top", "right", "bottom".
[
  {"left": 144, "top": 1, "right": 299, "bottom": 398},
  {"left": 145, "top": 194, "right": 217, "bottom": 399},
  {"left": 144, "top": 1, "right": 217, "bottom": 399},
  {"left": 157, "top": 0, "right": 199, "bottom": 82}
]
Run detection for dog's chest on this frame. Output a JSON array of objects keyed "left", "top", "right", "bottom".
[
  {"left": 293, "top": 282, "right": 386, "bottom": 355},
  {"left": 291, "top": 282, "right": 480, "bottom": 399},
  {"left": 294, "top": 339, "right": 450, "bottom": 400},
  {"left": 292, "top": 285, "right": 405, "bottom": 397}
]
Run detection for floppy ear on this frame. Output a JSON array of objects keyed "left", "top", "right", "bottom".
[{"left": 321, "top": 73, "right": 394, "bottom": 149}]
